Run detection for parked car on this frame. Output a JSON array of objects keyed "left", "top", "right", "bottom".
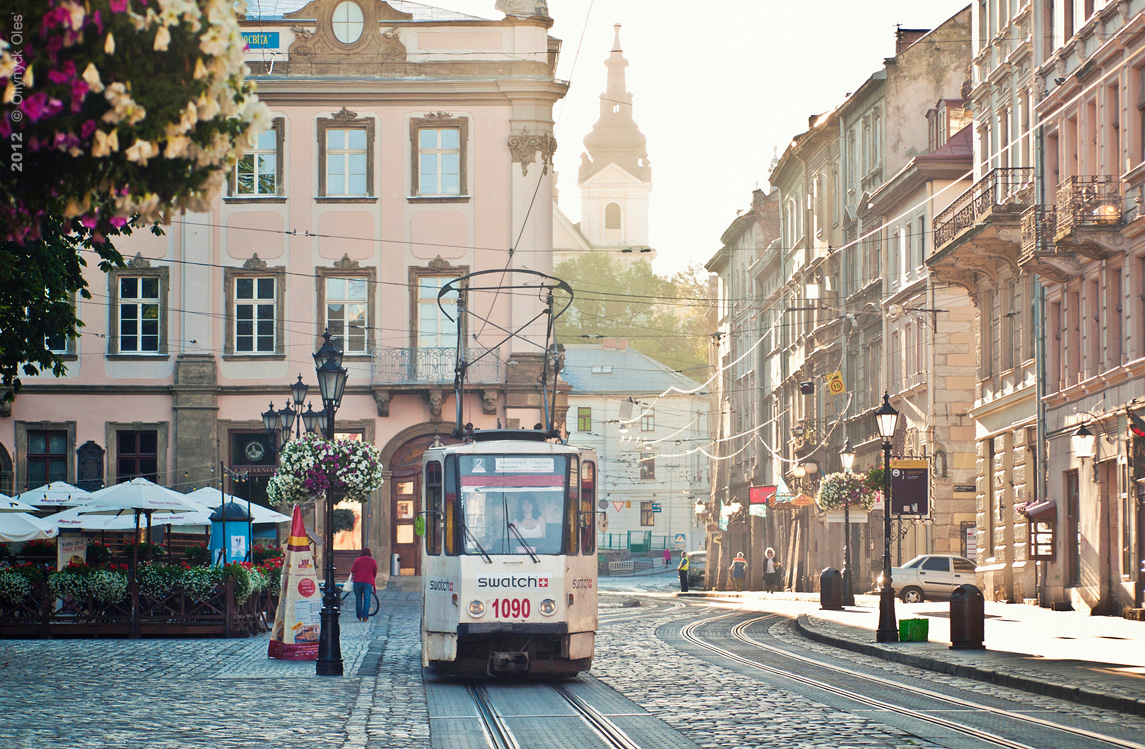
[
  {"left": 878, "top": 554, "right": 978, "bottom": 603},
  {"left": 686, "top": 551, "right": 707, "bottom": 589}
]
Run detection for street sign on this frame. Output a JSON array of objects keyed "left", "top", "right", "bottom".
[
  {"left": 826, "top": 370, "right": 846, "bottom": 394},
  {"left": 890, "top": 459, "right": 929, "bottom": 515},
  {"left": 651, "top": 503, "right": 662, "bottom": 513},
  {"left": 673, "top": 533, "right": 686, "bottom": 546},
  {"left": 749, "top": 485, "right": 776, "bottom": 505}
]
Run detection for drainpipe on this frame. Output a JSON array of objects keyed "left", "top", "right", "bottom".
[{"left": 1034, "top": 122, "right": 1049, "bottom": 607}]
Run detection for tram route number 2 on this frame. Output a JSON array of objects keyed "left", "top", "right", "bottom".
[{"left": 491, "top": 598, "right": 531, "bottom": 619}]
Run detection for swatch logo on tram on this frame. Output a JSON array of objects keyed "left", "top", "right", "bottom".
[
  {"left": 476, "top": 576, "right": 550, "bottom": 589},
  {"left": 428, "top": 579, "right": 454, "bottom": 592}
]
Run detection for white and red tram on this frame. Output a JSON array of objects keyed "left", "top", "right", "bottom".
[{"left": 419, "top": 430, "right": 599, "bottom": 676}]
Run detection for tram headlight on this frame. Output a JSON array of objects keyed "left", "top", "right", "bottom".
[
  {"left": 539, "top": 598, "right": 557, "bottom": 616},
  {"left": 468, "top": 599, "right": 485, "bottom": 617}
]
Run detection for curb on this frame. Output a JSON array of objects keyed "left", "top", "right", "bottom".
[{"left": 795, "top": 614, "right": 1145, "bottom": 717}]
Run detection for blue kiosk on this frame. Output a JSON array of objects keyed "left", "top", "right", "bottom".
[{"left": 209, "top": 501, "right": 252, "bottom": 564}]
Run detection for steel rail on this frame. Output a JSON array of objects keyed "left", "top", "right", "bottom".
[
  {"left": 682, "top": 613, "right": 1145, "bottom": 749},
  {"left": 467, "top": 684, "right": 519, "bottom": 749},
  {"left": 727, "top": 616, "right": 1145, "bottom": 749},
  {"left": 550, "top": 684, "right": 643, "bottom": 749}
]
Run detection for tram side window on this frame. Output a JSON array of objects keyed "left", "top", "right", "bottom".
[
  {"left": 425, "top": 460, "right": 443, "bottom": 555},
  {"left": 581, "top": 460, "right": 596, "bottom": 554},
  {"left": 444, "top": 455, "right": 459, "bottom": 555},
  {"left": 564, "top": 456, "right": 579, "bottom": 554}
]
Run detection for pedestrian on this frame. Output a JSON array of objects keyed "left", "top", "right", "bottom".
[
  {"left": 663, "top": 547, "right": 672, "bottom": 567},
  {"left": 350, "top": 547, "right": 378, "bottom": 622},
  {"left": 729, "top": 551, "right": 748, "bottom": 592},
  {"left": 763, "top": 547, "right": 782, "bottom": 593},
  {"left": 677, "top": 551, "right": 690, "bottom": 593}
]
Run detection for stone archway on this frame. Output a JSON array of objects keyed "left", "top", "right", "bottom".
[{"left": 373, "top": 425, "right": 461, "bottom": 578}]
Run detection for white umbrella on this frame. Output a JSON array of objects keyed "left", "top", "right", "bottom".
[
  {"left": 185, "top": 487, "right": 291, "bottom": 525},
  {"left": 0, "top": 512, "right": 59, "bottom": 542},
  {"left": 16, "top": 481, "right": 94, "bottom": 508},
  {"left": 0, "top": 494, "right": 40, "bottom": 513},
  {"left": 49, "top": 507, "right": 212, "bottom": 531},
  {"left": 87, "top": 478, "right": 199, "bottom": 512}
]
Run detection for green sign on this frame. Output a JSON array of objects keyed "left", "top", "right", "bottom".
[{"left": 414, "top": 515, "right": 425, "bottom": 537}]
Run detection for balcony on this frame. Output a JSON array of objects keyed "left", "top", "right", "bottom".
[
  {"left": 933, "top": 167, "right": 1035, "bottom": 250},
  {"left": 1018, "top": 206, "right": 1082, "bottom": 284},
  {"left": 1053, "top": 176, "right": 1123, "bottom": 259},
  {"left": 371, "top": 347, "right": 501, "bottom": 386}
]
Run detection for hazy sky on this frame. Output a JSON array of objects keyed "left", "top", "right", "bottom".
[{"left": 430, "top": 0, "right": 971, "bottom": 275}]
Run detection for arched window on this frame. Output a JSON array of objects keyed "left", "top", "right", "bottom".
[{"left": 605, "top": 202, "right": 622, "bottom": 230}]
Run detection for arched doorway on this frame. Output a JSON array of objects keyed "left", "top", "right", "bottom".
[{"left": 387, "top": 432, "right": 460, "bottom": 576}]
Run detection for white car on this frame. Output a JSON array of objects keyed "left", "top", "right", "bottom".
[{"left": 878, "top": 554, "right": 978, "bottom": 603}]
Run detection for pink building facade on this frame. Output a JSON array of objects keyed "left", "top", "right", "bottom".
[{"left": 1, "top": 0, "right": 568, "bottom": 579}]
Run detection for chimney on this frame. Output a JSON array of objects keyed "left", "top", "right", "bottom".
[
  {"left": 752, "top": 188, "right": 766, "bottom": 211},
  {"left": 895, "top": 26, "right": 929, "bottom": 55},
  {"left": 617, "top": 338, "right": 628, "bottom": 350}
]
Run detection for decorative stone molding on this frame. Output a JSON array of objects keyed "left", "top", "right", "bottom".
[
  {"left": 331, "top": 107, "right": 359, "bottom": 122},
  {"left": 426, "top": 390, "right": 444, "bottom": 421},
  {"left": 290, "top": 25, "right": 313, "bottom": 40},
  {"left": 373, "top": 389, "right": 392, "bottom": 417},
  {"left": 424, "top": 112, "right": 453, "bottom": 120},
  {"left": 333, "top": 253, "right": 360, "bottom": 269},
  {"left": 243, "top": 254, "right": 268, "bottom": 270},
  {"left": 127, "top": 253, "right": 151, "bottom": 269},
  {"left": 285, "top": 1, "right": 409, "bottom": 75},
  {"left": 508, "top": 127, "right": 556, "bottom": 176},
  {"left": 428, "top": 255, "right": 455, "bottom": 271},
  {"left": 481, "top": 389, "right": 498, "bottom": 415}
]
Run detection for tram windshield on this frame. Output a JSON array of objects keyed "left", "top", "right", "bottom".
[{"left": 459, "top": 454, "right": 569, "bottom": 556}]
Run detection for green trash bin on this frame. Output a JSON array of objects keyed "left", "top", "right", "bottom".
[{"left": 898, "top": 618, "right": 929, "bottom": 642}]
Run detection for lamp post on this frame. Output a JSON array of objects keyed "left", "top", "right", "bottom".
[
  {"left": 874, "top": 393, "right": 900, "bottom": 642},
  {"left": 840, "top": 439, "right": 856, "bottom": 606},
  {"left": 314, "top": 328, "right": 348, "bottom": 677}
]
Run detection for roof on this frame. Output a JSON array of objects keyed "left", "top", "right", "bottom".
[
  {"left": 245, "top": 0, "right": 492, "bottom": 22},
  {"left": 561, "top": 345, "right": 705, "bottom": 396}
]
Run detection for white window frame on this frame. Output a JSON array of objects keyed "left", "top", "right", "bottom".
[
  {"left": 235, "top": 276, "right": 278, "bottom": 354},
  {"left": 118, "top": 275, "right": 162, "bottom": 354}
]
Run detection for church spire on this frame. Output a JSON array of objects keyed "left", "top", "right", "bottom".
[{"left": 579, "top": 23, "right": 650, "bottom": 183}]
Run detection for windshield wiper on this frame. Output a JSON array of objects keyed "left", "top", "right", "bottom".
[
  {"left": 463, "top": 524, "right": 492, "bottom": 563},
  {"left": 507, "top": 523, "right": 541, "bottom": 563}
]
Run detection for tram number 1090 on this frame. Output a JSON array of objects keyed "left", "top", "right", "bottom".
[{"left": 491, "top": 598, "right": 531, "bottom": 619}]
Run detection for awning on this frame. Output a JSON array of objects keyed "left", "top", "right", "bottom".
[{"left": 1023, "top": 500, "right": 1057, "bottom": 522}]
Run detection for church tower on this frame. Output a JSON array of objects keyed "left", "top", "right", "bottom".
[{"left": 576, "top": 24, "right": 653, "bottom": 255}]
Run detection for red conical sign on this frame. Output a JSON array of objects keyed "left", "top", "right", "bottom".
[{"left": 268, "top": 504, "right": 322, "bottom": 660}]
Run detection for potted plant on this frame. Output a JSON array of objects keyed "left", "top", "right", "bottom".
[
  {"left": 265, "top": 432, "right": 384, "bottom": 507},
  {"left": 19, "top": 538, "right": 56, "bottom": 562},
  {"left": 817, "top": 472, "right": 877, "bottom": 513},
  {"left": 184, "top": 542, "right": 209, "bottom": 566}
]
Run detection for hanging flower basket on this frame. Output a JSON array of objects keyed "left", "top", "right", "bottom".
[
  {"left": 0, "top": 0, "right": 270, "bottom": 244},
  {"left": 816, "top": 471, "right": 877, "bottom": 512},
  {"left": 265, "top": 432, "right": 384, "bottom": 507}
]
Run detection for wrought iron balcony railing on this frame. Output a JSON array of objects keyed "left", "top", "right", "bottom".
[
  {"left": 1019, "top": 205, "right": 1056, "bottom": 263},
  {"left": 1054, "top": 176, "right": 1123, "bottom": 235},
  {"left": 371, "top": 346, "right": 501, "bottom": 386},
  {"left": 933, "top": 167, "right": 1035, "bottom": 249}
]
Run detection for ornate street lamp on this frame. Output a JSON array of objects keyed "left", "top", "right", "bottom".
[
  {"left": 874, "top": 393, "right": 900, "bottom": 642},
  {"left": 261, "top": 402, "right": 280, "bottom": 434},
  {"left": 315, "top": 328, "right": 349, "bottom": 677},
  {"left": 301, "top": 402, "right": 324, "bottom": 436},
  {"left": 1071, "top": 422, "right": 1095, "bottom": 460},
  {"left": 840, "top": 438, "right": 856, "bottom": 606}
]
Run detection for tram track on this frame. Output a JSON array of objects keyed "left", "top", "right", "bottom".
[{"left": 680, "top": 611, "right": 1145, "bottom": 749}]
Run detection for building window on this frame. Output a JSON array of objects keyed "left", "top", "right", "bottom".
[
  {"left": 590, "top": 365, "right": 613, "bottom": 374},
  {"left": 605, "top": 202, "right": 621, "bottom": 230},
  {"left": 414, "top": 273, "right": 460, "bottom": 349},
  {"left": 410, "top": 116, "right": 468, "bottom": 198},
  {"left": 577, "top": 407, "right": 591, "bottom": 432},
  {"left": 224, "top": 267, "right": 286, "bottom": 358},
  {"left": 232, "top": 119, "right": 283, "bottom": 197},
  {"left": 26, "top": 430, "right": 68, "bottom": 489},
  {"left": 116, "top": 430, "right": 158, "bottom": 482},
  {"left": 109, "top": 268, "right": 169, "bottom": 356},
  {"left": 641, "top": 410, "right": 655, "bottom": 432},
  {"left": 639, "top": 455, "right": 655, "bottom": 480},
  {"left": 640, "top": 501, "right": 654, "bottom": 526},
  {"left": 317, "top": 115, "right": 374, "bottom": 198},
  {"left": 332, "top": 1, "right": 364, "bottom": 44},
  {"left": 320, "top": 273, "right": 372, "bottom": 355}
]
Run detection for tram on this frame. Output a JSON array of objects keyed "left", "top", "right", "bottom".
[{"left": 418, "top": 269, "right": 600, "bottom": 676}]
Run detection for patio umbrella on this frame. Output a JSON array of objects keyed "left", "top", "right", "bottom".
[
  {"left": 185, "top": 488, "right": 291, "bottom": 525},
  {"left": 16, "top": 481, "right": 94, "bottom": 508},
  {"left": 0, "top": 494, "right": 41, "bottom": 513},
  {"left": 0, "top": 512, "right": 59, "bottom": 542}
]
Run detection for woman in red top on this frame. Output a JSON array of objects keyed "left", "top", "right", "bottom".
[{"left": 350, "top": 547, "right": 378, "bottom": 622}]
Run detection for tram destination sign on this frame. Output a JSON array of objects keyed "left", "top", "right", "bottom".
[{"left": 890, "top": 459, "right": 929, "bottom": 516}]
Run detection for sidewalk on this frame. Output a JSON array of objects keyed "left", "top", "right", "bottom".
[{"left": 682, "top": 590, "right": 1145, "bottom": 716}]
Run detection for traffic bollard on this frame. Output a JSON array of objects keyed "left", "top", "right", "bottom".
[
  {"left": 819, "top": 567, "right": 843, "bottom": 611},
  {"left": 949, "top": 583, "right": 985, "bottom": 650}
]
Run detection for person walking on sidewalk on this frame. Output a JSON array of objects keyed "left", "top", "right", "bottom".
[
  {"left": 350, "top": 547, "right": 378, "bottom": 622},
  {"left": 763, "top": 547, "right": 782, "bottom": 593},
  {"left": 677, "top": 551, "right": 690, "bottom": 592},
  {"left": 729, "top": 552, "right": 748, "bottom": 592},
  {"left": 663, "top": 547, "right": 672, "bottom": 567}
]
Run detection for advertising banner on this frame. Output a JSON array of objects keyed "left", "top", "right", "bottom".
[
  {"left": 890, "top": 459, "right": 929, "bottom": 516},
  {"left": 749, "top": 486, "right": 776, "bottom": 505},
  {"left": 57, "top": 536, "right": 87, "bottom": 569},
  {"left": 268, "top": 505, "right": 322, "bottom": 660}
]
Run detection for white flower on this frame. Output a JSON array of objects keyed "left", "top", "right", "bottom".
[
  {"left": 193, "top": 58, "right": 209, "bottom": 80},
  {"left": 60, "top": 0, "right": 86, "bottom": 30},
  {"left": 153, "top": 25, "right": 171, "bottom": 51},
  {"left": 125, "top": 138, "right": 157, "bottom": 165},
  {"left": 105, "top": 33, "right": 115, "bottom": 55},
  {"left": 91, "top": 129, "right": 120, "bottom": 157},
  {"left": 82, "top": 63, "right": 104, "bottom": 94}
]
